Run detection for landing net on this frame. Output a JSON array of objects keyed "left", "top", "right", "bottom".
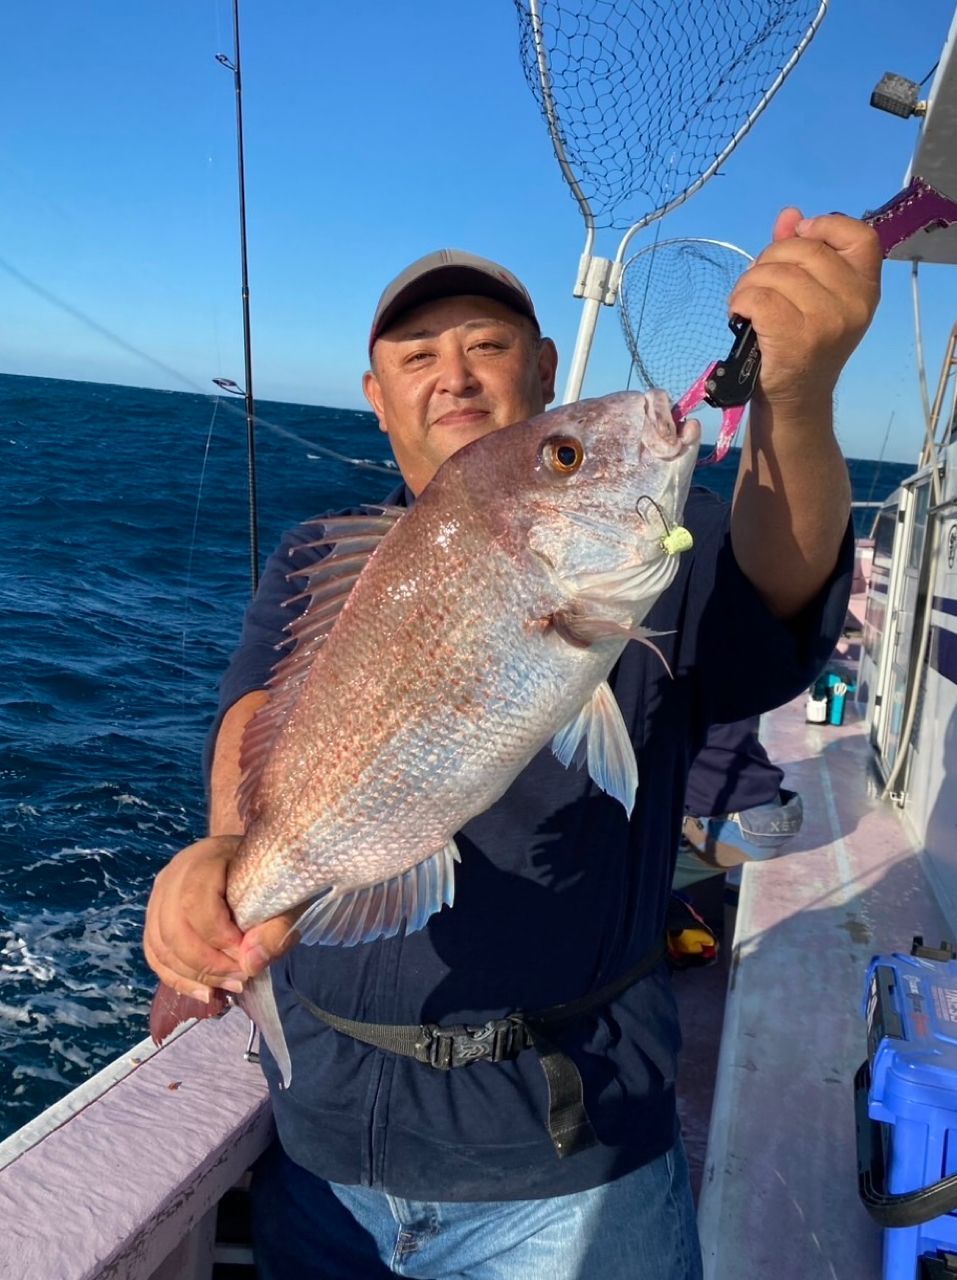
[
  {"left": 513, "top": 0, "right": 827, "bottom": 401},
  {"left": 514, "top": 0, "right": 827, "bottom": 233},
  {"left": 620, "top": 238, "right": 753, "bottom": 401}
]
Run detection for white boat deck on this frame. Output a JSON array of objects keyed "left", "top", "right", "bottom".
[{"left": 697, "top": 687, "right": 951, "bottom": 1279}]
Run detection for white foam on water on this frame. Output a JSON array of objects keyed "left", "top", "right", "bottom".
[
  {"left": 12, "top": 1062, "right": 71, "bottom": 1086},
  {"left": 17, "top": 844, "right": 114, "bottom": 874},
  {"left": 0, "top": 933, "right": 57, "bottom": 983},
  {"left": 48, "top": 1037, "right": 93, "bottom": 1070},
  {"left": 0, "top": 1001, "right": 33, "bottom": 1024},
  {"left": 31, "top": 999, "right": 124, "bottom": 1030}
]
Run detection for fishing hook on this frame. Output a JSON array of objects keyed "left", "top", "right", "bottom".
[
  {"left": 636, "top": 495, "right": 694, "bottom": 557},
  {"left": 636, "top": 494, "right": 672, "bottom": 533}
]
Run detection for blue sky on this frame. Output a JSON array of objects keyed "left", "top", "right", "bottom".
[{"left": 2, "top": 0, "right": 955, "bottom": 462}]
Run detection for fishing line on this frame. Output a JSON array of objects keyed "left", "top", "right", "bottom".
[
  {"left": 210, "top": 386, "right": 398, "bottom": 477},
  {"left": 179, "top": 396, "right": 223, "bottom": 711},
  {"left": 0, "top": 254, "right": 396, "bottom": 477},
  {"left": 863, "top": 411, "right": 894, "bottom": 512},
  {"left": 0, "top": 256, "right": 211, "bottom": 397}
]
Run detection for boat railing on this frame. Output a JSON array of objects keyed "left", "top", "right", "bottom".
[{"left": 0, "top": 1009, "right": 272, "bottom": 1280}]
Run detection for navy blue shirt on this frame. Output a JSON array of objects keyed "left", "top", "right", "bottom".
[
  {"left": 211, "top": 483, "right": 853, "bottom": 1199},
  {"left": 683, "top": 716, "right": 785, "bottom": 817}
]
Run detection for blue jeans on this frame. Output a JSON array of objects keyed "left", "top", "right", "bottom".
[
  {"left": 673, "top": 790, "right": 804, "bottom": 891},
  {"left": 250, "top": 1137, "right": 702, "bottom": 1279}
]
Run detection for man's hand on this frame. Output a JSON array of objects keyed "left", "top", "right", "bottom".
[
  {"left": 144, "top": 835, "right": 304, "bottom": 1000},
  {"left": 730, "top": 208, "right": 881, "bottom": 411},
  {"left": 144, "top": 689, "right": 305, "bottom": 1001},
  {"left": 144, "top": 836, "right": 247, "bottom": 1001}
]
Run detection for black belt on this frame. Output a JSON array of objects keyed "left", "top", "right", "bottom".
[{"left": 292, "top": 939, "right": 665, "bottom": 1160}]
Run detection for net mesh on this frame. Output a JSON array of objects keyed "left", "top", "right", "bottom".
[
  {"left": 620, "top": 238, "right": 752, "bottom": 400},
  {"left": 514, "top": 0, "right": 823, "bottom": 230}
]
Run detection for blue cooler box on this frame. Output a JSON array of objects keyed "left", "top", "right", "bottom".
[{"left": 857, "top": 939, "right": 957, "bottom": 1279}]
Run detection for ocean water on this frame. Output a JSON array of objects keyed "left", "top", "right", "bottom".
[{"left": 0, "top": 371, "right": 915, "bottom": 1142}]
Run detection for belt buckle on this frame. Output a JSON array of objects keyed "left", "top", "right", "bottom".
[{"left": 414, "top": 1018, "right": 523, "bottom": 1069}]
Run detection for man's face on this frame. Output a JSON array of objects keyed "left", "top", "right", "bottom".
[{"left": 363, "top": 294, "right": 558, "bottom": 495}]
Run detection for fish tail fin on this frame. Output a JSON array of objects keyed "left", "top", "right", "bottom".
[
  {"left": 149, "top": 981, "right": 229, "bottom": 1044},
  {"left": 237, "top": 968, "right": 293, "bottom": 1088}
]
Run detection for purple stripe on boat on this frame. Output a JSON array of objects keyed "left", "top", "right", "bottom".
[
  {"left": 929, "top": 624, "right": 957, "bottom": 687},
  {"left": 933, "top": 596, "right": 957, "bottom": 618}
]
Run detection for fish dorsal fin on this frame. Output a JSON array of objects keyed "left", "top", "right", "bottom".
[
  {"left": 236, "top": 505, "right": 405, "bottom": 825},
  {"left": 551, "top": 680, "right": 638, "bottom": 817},
  {"left": 295, "top": 839, "right": 460, "bottom": 948},
  {"left": 300, "top": 506, "right": 406, "bottom": 543}
]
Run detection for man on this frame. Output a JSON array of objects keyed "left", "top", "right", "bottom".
[{"left": 144, "top": 211, "right": 880, "bottom": 1278}]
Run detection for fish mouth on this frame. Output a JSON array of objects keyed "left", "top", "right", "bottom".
[
  {"left": 634, "top": 414, "right": 700, "bottom": 537},
  {"left": 674, "top": 413, "right": 701, "bottom": 448},
  {"left": 650, "top": 415, "right": 701, "bottom": 461},
  {"left": 640, "top": 389, "right": 701, "bottom": 460}
]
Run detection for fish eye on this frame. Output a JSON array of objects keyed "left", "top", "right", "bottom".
[{"left": 542, "top": 436, "right": 584, "bottom": 475}]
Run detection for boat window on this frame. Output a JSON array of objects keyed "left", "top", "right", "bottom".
[
  {"left": 872, "top": 507, "right": 897, "bottom": 562},
  {"left": 908, "top": 483, "right": 930, "bottom": 571}
]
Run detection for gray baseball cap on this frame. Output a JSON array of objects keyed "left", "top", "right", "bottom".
[{"left": 368, "top": 249, "right": 539, "bottom": 356}]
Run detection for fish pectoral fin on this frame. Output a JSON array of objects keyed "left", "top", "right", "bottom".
[
  {"left": 237, "top": 967, "right": 293, "bottom": 1089},
  {"left": 294, "top": 839, "right": 460, "bottom": 949},
  {"left": 551, "top": 606, "right": 674, "bottom": 676},
  {"left": 551, "top": 681, "right": 638, "bottom": 817}
]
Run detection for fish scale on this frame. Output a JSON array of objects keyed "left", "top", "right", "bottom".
[{"left": 234, "top": 540, "right": 561, "bottom": 919}]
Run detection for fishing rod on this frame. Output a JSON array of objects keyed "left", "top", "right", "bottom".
[{"left": 216, "top": 0, "right": 260, "bottom": 595}]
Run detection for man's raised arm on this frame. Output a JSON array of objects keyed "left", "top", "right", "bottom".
[{"left": 729, "top": 210, "right": 882, "bottom": 620}]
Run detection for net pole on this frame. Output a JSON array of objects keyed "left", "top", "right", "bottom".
[
  {"left": 526, "top": 0, "right": 596, "bottom": 239},
  {"left": 526, "top": 0, "right": 607, "bottom": 404},
  {"left": 563, "top": 295, "right": 604, "bottom": 403}
]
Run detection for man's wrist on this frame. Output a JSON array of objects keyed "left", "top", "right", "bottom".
[{"left": 745, "top": 389, "right": 840, "bottom": 459}]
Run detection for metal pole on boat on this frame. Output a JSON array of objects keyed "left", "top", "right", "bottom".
[{"left": 217, "top": 0, "right": 260, "bottom": 594}]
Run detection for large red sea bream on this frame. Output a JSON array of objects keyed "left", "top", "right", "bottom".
[{"left": 151, "top": 389, "right": 701, "bottom": 1082}]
